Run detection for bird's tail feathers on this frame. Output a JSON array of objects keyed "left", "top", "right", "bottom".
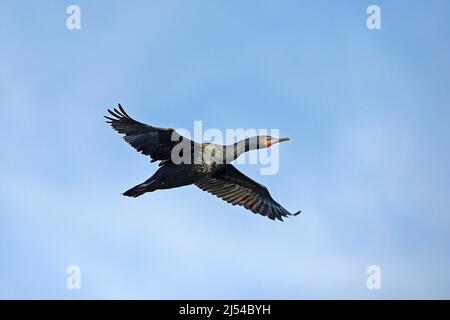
[{"left": 123, "top": 180, "right": 156, "bottom": 198}]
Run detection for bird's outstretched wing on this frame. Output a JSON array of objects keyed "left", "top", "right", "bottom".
[
  {"left": 195, "top": 164, "right": 300, "bottom": 221},
  {"left": 105, "top": 104, "right": 195, "bottom": 163}
]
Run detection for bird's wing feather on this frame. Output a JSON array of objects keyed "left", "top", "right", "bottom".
[
  {"left": 195, "top": 164, "right": 300, "bottom": 221},
  {"left": 105, "top": 104, "right": 194, "bottom": 162}
]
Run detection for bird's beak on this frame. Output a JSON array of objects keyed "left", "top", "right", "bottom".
[{"left": 276, "top": 137, "right": 290, "bottom": 143}]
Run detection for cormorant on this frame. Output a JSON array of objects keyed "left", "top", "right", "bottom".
[{"left": 105, "top": 104, "right": 300, "bottom": 221}]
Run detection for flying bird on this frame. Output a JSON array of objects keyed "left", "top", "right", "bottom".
[{"left": 105, "top": 104, "right": 300, "bottom": 221}]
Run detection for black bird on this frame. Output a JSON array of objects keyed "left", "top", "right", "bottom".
[{"left": 105, "top": 104, "right": 300, "bottom": 221}]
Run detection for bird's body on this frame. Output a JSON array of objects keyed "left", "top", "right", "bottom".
[{"left": 105, "top": 104, "right": 300, "bottom": 221}]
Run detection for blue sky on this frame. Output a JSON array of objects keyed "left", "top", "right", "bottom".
[{"left": 0, "top": 0, "right": 449, "bottom": 299}]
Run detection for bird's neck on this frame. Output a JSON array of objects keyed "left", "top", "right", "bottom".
[{"left": 224, "top": 138, "right": 257, "bottom": 162}]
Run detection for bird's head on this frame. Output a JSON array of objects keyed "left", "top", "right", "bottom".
[{"left": 256, "top": 135, "right": 290, "bottom": 149}]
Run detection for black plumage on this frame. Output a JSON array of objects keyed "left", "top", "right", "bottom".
[{"left": 105, "top": 104, "right": 300, "bottom": 221}]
